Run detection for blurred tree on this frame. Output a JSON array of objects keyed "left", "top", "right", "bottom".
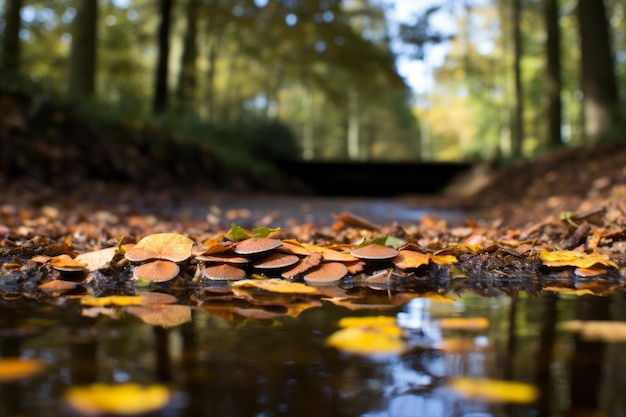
[
  {"left": 67, "top": 0, "right": 98, "bottom": 101},
  {"left": 0, "top": 0, "right": 23, "bottom": 77},
  {"left": 153, "top": 0, "right": 173, "bottom": 114},
  {"left": 544, "top": 0, "right": 562, "bottom": 149},
  {"left": 577, "top": 0, "right": 620, "bottom": 141},
  {"left": 176, "top": 0, "right": 200, "bottom": 111},
  {"left": 511, "top": 0, "right": 524, "bottom": 158}
]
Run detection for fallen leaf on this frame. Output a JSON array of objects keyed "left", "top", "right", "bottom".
[
  {"left": 125, "top": 233, "right": 194, "bottom": 263},
  {"left": 540, "top": 250, "right": 618, "bottom": 269},
  {"left": 133, "top": 260, "right": 180, "bottom": 283},
  {"left": 49, "top": 254, "right": 88, "bottom": 271},
  {"left": 75, "top": 247, "right": 117, "bottom": 271},
  {"left": 448, "top": 377, "right": 539, "bottom": 404},
  {"left": 64, "top": 383, "right": 171, "bottom": 416}
]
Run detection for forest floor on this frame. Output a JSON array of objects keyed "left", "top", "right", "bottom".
[{"left": 2, "top": 88, "right": 626, "bottom": 297}]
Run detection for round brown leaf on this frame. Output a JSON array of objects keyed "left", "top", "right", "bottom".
[
  {"left": 203, "top": 263, "right": 246, "bottom": 281},
  {"left": 350, "top": 244, "right": 399, "bottom": 260},
  {"left": 252, "top": 253, "right": 300, "bottom": 269},
  {"left": 303, "top": 262, "right": 348, "bottom": 283},
  {"left": 133, "top": 260, "right": 180, "bottom": 283},
  {"left": 233, "top": 237, "right": 282, "bottom": 255}
]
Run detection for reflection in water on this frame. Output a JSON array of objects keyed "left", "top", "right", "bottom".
[{"left": 1, "top": 291, "right": 626, "bottom": 416}]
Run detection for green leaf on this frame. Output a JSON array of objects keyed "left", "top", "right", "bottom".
[
  {"left": 251, "top": 226, "right": 282, "bottom": 238},
  {"left": 228, "top": 224, "right": 252, "bottom": 241},
  {"left": 358, "top": 236, "right": 405, "bottom": 248}
]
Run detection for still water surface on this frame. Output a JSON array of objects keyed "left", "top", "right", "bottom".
[{"left": 2, "top": 289, "right": 626, "bottom": 417}]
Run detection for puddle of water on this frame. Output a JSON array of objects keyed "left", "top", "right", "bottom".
[{"left": 2, "top": 290, "right": 625, "bottom": 417}]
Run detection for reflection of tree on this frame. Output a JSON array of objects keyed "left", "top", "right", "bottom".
[
  {"left": 534, "top": 292, "right": 557, "bottom": 416},
  {"left": 567, "top": 295, "right": 609, "bottom": 415}
]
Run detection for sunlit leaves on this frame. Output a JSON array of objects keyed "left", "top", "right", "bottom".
[
  {"left": 540, "top": 250, "right": 618, "bottom": 269},
  {"left": 64, "top": 383, "right": 171, "bottom": 416},
  {"left": 326, "top": 315, "right": 407, "bottom": 356},
  {"left": 0, "top": 358, "right": 46, "bottom": 382},
  {"left": 447, "top": 377, "right": 539, "bottom": 404},
  {"left": 80, "top": 293, "right": 177, "bottom": 307}
]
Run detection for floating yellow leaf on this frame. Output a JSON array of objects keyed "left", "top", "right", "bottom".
[
  {"left": 392, "top": 250, "right": 430, "bottom": 269},
  {"left": 125, "top": 233, "right": 194, "bottom": 262},
  {"left": 540, "top": 250, "right": 618, "bottom": 269},
  {"left": 339, "top": 315, "right": 398, "bottom": 329},
  {"left": 327, "top": 316, "right": 406, "bottom": 356},
  {"left": 448, "top": 377, "right": 538, "bottom": 404},
  {"left": 0, "top": 358, "right": 46, "bottom": 382},
  {"left": 81, "top": 295, "right": 144, "bottom": 307},
  {"left": 438, "top": 317, "right": 490, "bottom": 330},
  {"left": 232, "top": 279, "right": 319, "bottom": 294},
  {"left": 64, "top": 383, "right": 171, "bottom": 416},
  {"left": 80, "top": 293, "right": 177, "bottom": 307},
  {"left": 562, "top": 320, "right": 626, "bottom": 342}
]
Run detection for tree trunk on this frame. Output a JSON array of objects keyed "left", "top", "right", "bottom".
[
  {"left": 0, "top": 0, "right": 23, "bottom": 76},
  {"left": 176, "top": 0, "right": 200, "bottom": 111},
  {"left": 577, "top": 0, "right": 620, "bottom": 142},
  {"left": 545, "top": 0, "right": 562, "bottom": 148},
  {"left": 511, "top": 0, "right": 524, "bottom": 158},
  {"left": 347, "top": 89, "right": 360, "bottom": 160},
  {"left": 153, "top": 0, "right": 174, "bottom": 114},
  {"left": 67, "top": 0, "right": 98, "bottom": 101}
]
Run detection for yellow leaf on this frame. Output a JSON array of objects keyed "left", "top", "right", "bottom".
[
  {"left": 232, "top": 278, "right": 319, "bottom": 294},
  {"left": 540, "top": 250, "right": 617, "bottom": 269},
  {"left": 448, "top": 377, "right": 539, "bottom": 404},
  {"left": 64, "top": 383, "right": 171, "bottom": 416},
  {"left": 430, "top": 254, "right": 458, "bottom": 265},
  {"left": 392, "top": 250, "right": 430, "bottom": 269},
  {"left": 339, "top": 315, "right": 398, "bottom": 329},
  {"left": 0, "top": 358, "right": 46, "bottom": 382}
]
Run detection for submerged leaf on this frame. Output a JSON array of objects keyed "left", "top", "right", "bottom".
[
  {"left": 448, "top": 377, "right": 539, "bottom": 404},
  {"left": 326, "top": 315, "right": 406, "bottom": 356},
  {"left": 64, "top": 383, "right": 171, "bottom": 416}
]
